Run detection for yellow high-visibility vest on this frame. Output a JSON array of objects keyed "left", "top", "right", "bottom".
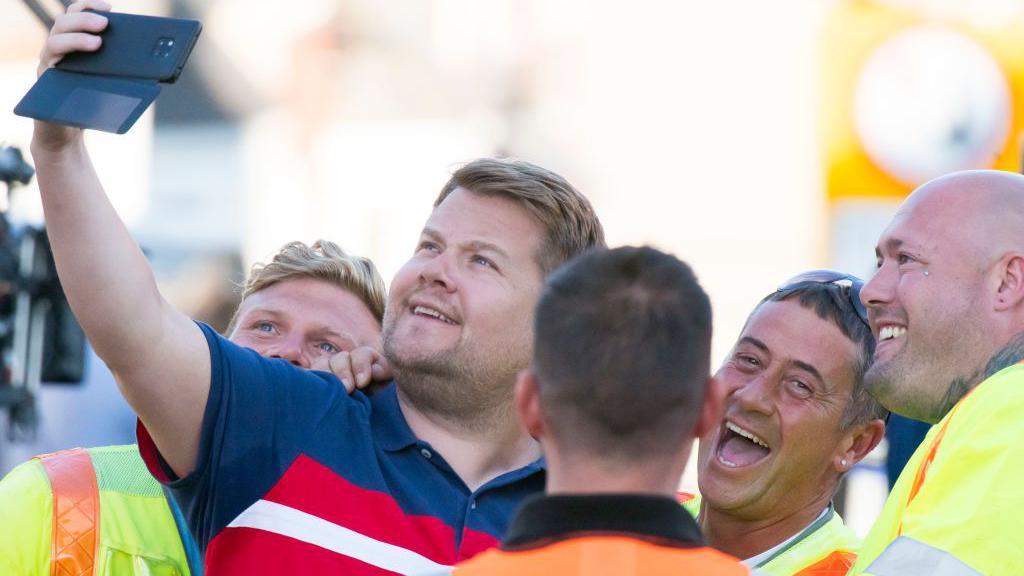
[
  {"left": 0, "top": 444, "right": 193, "bottom": 576},
  {"left": 678, "top": 492, "right": 860, "bottom": 575},
  {"left": 852, "top": 363, "right": 1024, "bottom": 575}
]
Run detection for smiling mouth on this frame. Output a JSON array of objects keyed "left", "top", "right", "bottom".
[
  {"left": 715, "top": 421, "right": 771, "bottom": 469},
  {"left": 411, "top": 305, "right": 459, "bottom": 325},
  {"left": 878, "top": 325, "right": 906, "bottom": 342}
]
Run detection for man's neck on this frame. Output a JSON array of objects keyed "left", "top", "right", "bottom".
[
  {"left": 396, "top": 388, "right": 541, "bottom": 491},
  {"left": 700, "top": 491, "right": 831, "bottom": 561},
  {"left": 933, "top": 330, "right": 1024, "bottom": 421},
  {"left": 982, "top": 330, "right": 1024, "bottom": 380},
  {"left": 544, "top": 454, "right": 687, "bottom": 497}
]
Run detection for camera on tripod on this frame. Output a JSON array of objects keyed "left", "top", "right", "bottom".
[{"left": 0, "top": 145, "right": 86, "bottom": 439}]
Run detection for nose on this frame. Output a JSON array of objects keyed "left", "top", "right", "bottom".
[
  {"left": 418, "top": 251, "right": 457, "bottom": 293},
  {"left": 269, "top": 335, "right": 309, "bottom": 369},
  {"left": 731, "top": 374, "right": 775, "bottom": 417},
  {"left": 860, "top": 262, "right": 894, "bottom": 314}
]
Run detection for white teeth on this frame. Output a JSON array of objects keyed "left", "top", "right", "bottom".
[
  {"left": 413, "top": 305, "right": 456, "bottom": 325},
  {"left": 879, "top": 326, "right": 907, "bottom": 341},
  {"left": 717, "top": 454, "right": 740, "bottom": 468},
  {"left": 726, "top": 421, "right": 769, "bottom": 450}
]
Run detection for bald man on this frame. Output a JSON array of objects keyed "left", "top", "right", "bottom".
[{"left": 851, "top": 170, "right": 1024, "bottom": 575}]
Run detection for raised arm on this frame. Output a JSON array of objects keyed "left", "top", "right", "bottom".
[{"left": 31, "top": 0, "right": 209, "bottom": 477}]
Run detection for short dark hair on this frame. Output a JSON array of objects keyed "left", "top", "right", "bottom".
[
  {"left": 532, "top": 246, "right": 712, "bottom": 461},
  {"left": 759, "top": 284, "right": 889, "bottom": 428},
  {"left": 436, "top": 158, "right": 606, "bottom": 274}
]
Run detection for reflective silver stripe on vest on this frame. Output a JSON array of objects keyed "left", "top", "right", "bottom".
[{"left": 866, "top": 536, "right": 982, "bottom": 576}]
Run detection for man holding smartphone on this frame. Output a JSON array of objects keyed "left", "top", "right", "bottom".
[{"left": 31, "top": 2, "right": 605, "bottom": 573}]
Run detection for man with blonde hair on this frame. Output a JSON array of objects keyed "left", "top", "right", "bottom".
[
  {"left": 0, "top": 239, "right": 387, "bottom": 576},
  {"left": 226, "top": 240, "right": 388, "bottom": 386}
]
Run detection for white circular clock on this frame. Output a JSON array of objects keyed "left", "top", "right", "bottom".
[{"left": 853, "top": 25, "right": 1012, "bottom": 186}]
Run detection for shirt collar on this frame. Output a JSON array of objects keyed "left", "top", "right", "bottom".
[
  {"left": 369, "top": 383, "right": 420, "bottom": 452},
  {"left": 502, "top": 493, "right": 705, "bottom": 550},
  {"left": 370, "top": 383, "right": 546, "bottom": 484},
  {"left": 743, "top": 504, "right": 834, "bottom": 568}
]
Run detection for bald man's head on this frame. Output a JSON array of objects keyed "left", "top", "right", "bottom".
[
  {"left": 861, "top": 170, "right": 1024, "bottom": 423},
  {"left": 901, "top": 170, "right": 1024, "bottom": 262}
]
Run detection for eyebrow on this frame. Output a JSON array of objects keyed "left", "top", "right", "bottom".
[
  {"left": 421, "top": 227, "right": 444, "bottom": 244},
  {"left": 318, "top": 327, "right": 357, "bottom": 343},
  {"left": 241, "top": 307, "right": 283, "bottom": 320},
  {"left": 876, "top": 237, "right": 905, "bottom": 258},
  {"left": 739, "top": 336, "right": 826, "bottom": 387},
  {"left": 791, "top": 359, "right": 826, "bottom": 387},
  {"left": 421, "top": 227, "right": 510, "bottom": 261},
  {"left": 242, "top": 307, "right": 355, "bottom": 341},
  {"left": 738, "top": 336, "right": 769, "bottom": 353}
]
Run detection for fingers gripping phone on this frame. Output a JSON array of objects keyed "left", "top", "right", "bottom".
[{"left": 14, "top": 11, "right": 202, "bottom": 134}]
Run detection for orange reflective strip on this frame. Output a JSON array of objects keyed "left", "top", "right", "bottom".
[
  {"left": 898, "top": 381, "right": 982, "bottom": 536},
  {"left": 898, "top": 406, "right": 959, "bottom": 536},
  {"left": 905, "top": 413, "right": 955, "bottom": 506},
  {"left": 35, "top": 448, "right": 99, "bottom": 576},
  {"left": 793, "top": 550, "right": 857, "bottom": 575}
]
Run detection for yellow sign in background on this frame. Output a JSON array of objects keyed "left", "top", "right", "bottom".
[{"left": 822, "top": 0, "right": 1024, "bottom": 200}]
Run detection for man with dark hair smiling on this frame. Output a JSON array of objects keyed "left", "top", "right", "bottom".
[
  {"left": 449, "top": 246, "right": 752, "bottom": 575},
  {"left": 691, "top": 272, "right": 887, "bottom": 575}
]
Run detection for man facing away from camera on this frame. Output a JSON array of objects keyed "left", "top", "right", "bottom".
[
  {"left": 449, "top": 246, "right": 755, "bottom": 575},
  {"left": 851, "top": 170, "right": 1024, "bottom": 575},
  {"left": 0, "top": 240, "right": 386, "bottom": 576},
  {"left": 32, "top": 4, "right": 605, "bottom": 573}
]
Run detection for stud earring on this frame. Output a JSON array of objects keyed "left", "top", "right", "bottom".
[
  {"left": 841, "top": 459, "right": 848, "bottom": 467},
  {"left": 923, "top": 271, "right": 930, "bottom": 277}
]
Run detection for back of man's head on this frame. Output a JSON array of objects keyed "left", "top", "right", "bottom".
[
  {"left": 436, "top": 158, "right": 606, "bottom": 275},
  {"left": 532, "top": 246, "right": 712, "bottom": 463}
]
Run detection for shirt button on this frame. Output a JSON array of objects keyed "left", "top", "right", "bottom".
[
  {"left": 470, "top": 500, "right": 477, "bottom": 510},
  {"left": 420, "top": 448, "right": 432, "bottom": 459}
]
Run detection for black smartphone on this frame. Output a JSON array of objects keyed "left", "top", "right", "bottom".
[
  {"left": 14, "top": 11, "right": 202, "bottom": 134},
  {"left": 14, "top": 70, "right": 161, "bottom": 134},
  {"left": 57, "top": 10, "right": 202, "bottom": 83}
]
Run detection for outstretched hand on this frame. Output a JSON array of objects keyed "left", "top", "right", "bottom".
[{"left": 32, "top": 0, "right": 111, "bottom": 153}]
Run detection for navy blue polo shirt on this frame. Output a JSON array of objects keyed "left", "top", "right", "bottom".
[{"left": 139, "top": 323, "right": 545, "bottom": 575}]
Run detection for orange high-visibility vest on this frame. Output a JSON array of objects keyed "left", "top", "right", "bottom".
[{"left": 450, "top": 535, "right": 753, "bottom": 575}]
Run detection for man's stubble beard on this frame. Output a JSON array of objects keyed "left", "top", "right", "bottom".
[
  {"left": 382, "top": 321, "right": 530, "bottom": 433},
  {"left": 865, "top": 300, "right": 988, "bottom": 424}
]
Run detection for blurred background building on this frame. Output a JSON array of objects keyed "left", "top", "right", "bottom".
[{"left": 1, "top": 0, "right": 1022, "bottom": 534}]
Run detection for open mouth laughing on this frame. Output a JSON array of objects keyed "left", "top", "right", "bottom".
[{"left": 715, "top": 420, "right": 771, "bottom": 469}]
